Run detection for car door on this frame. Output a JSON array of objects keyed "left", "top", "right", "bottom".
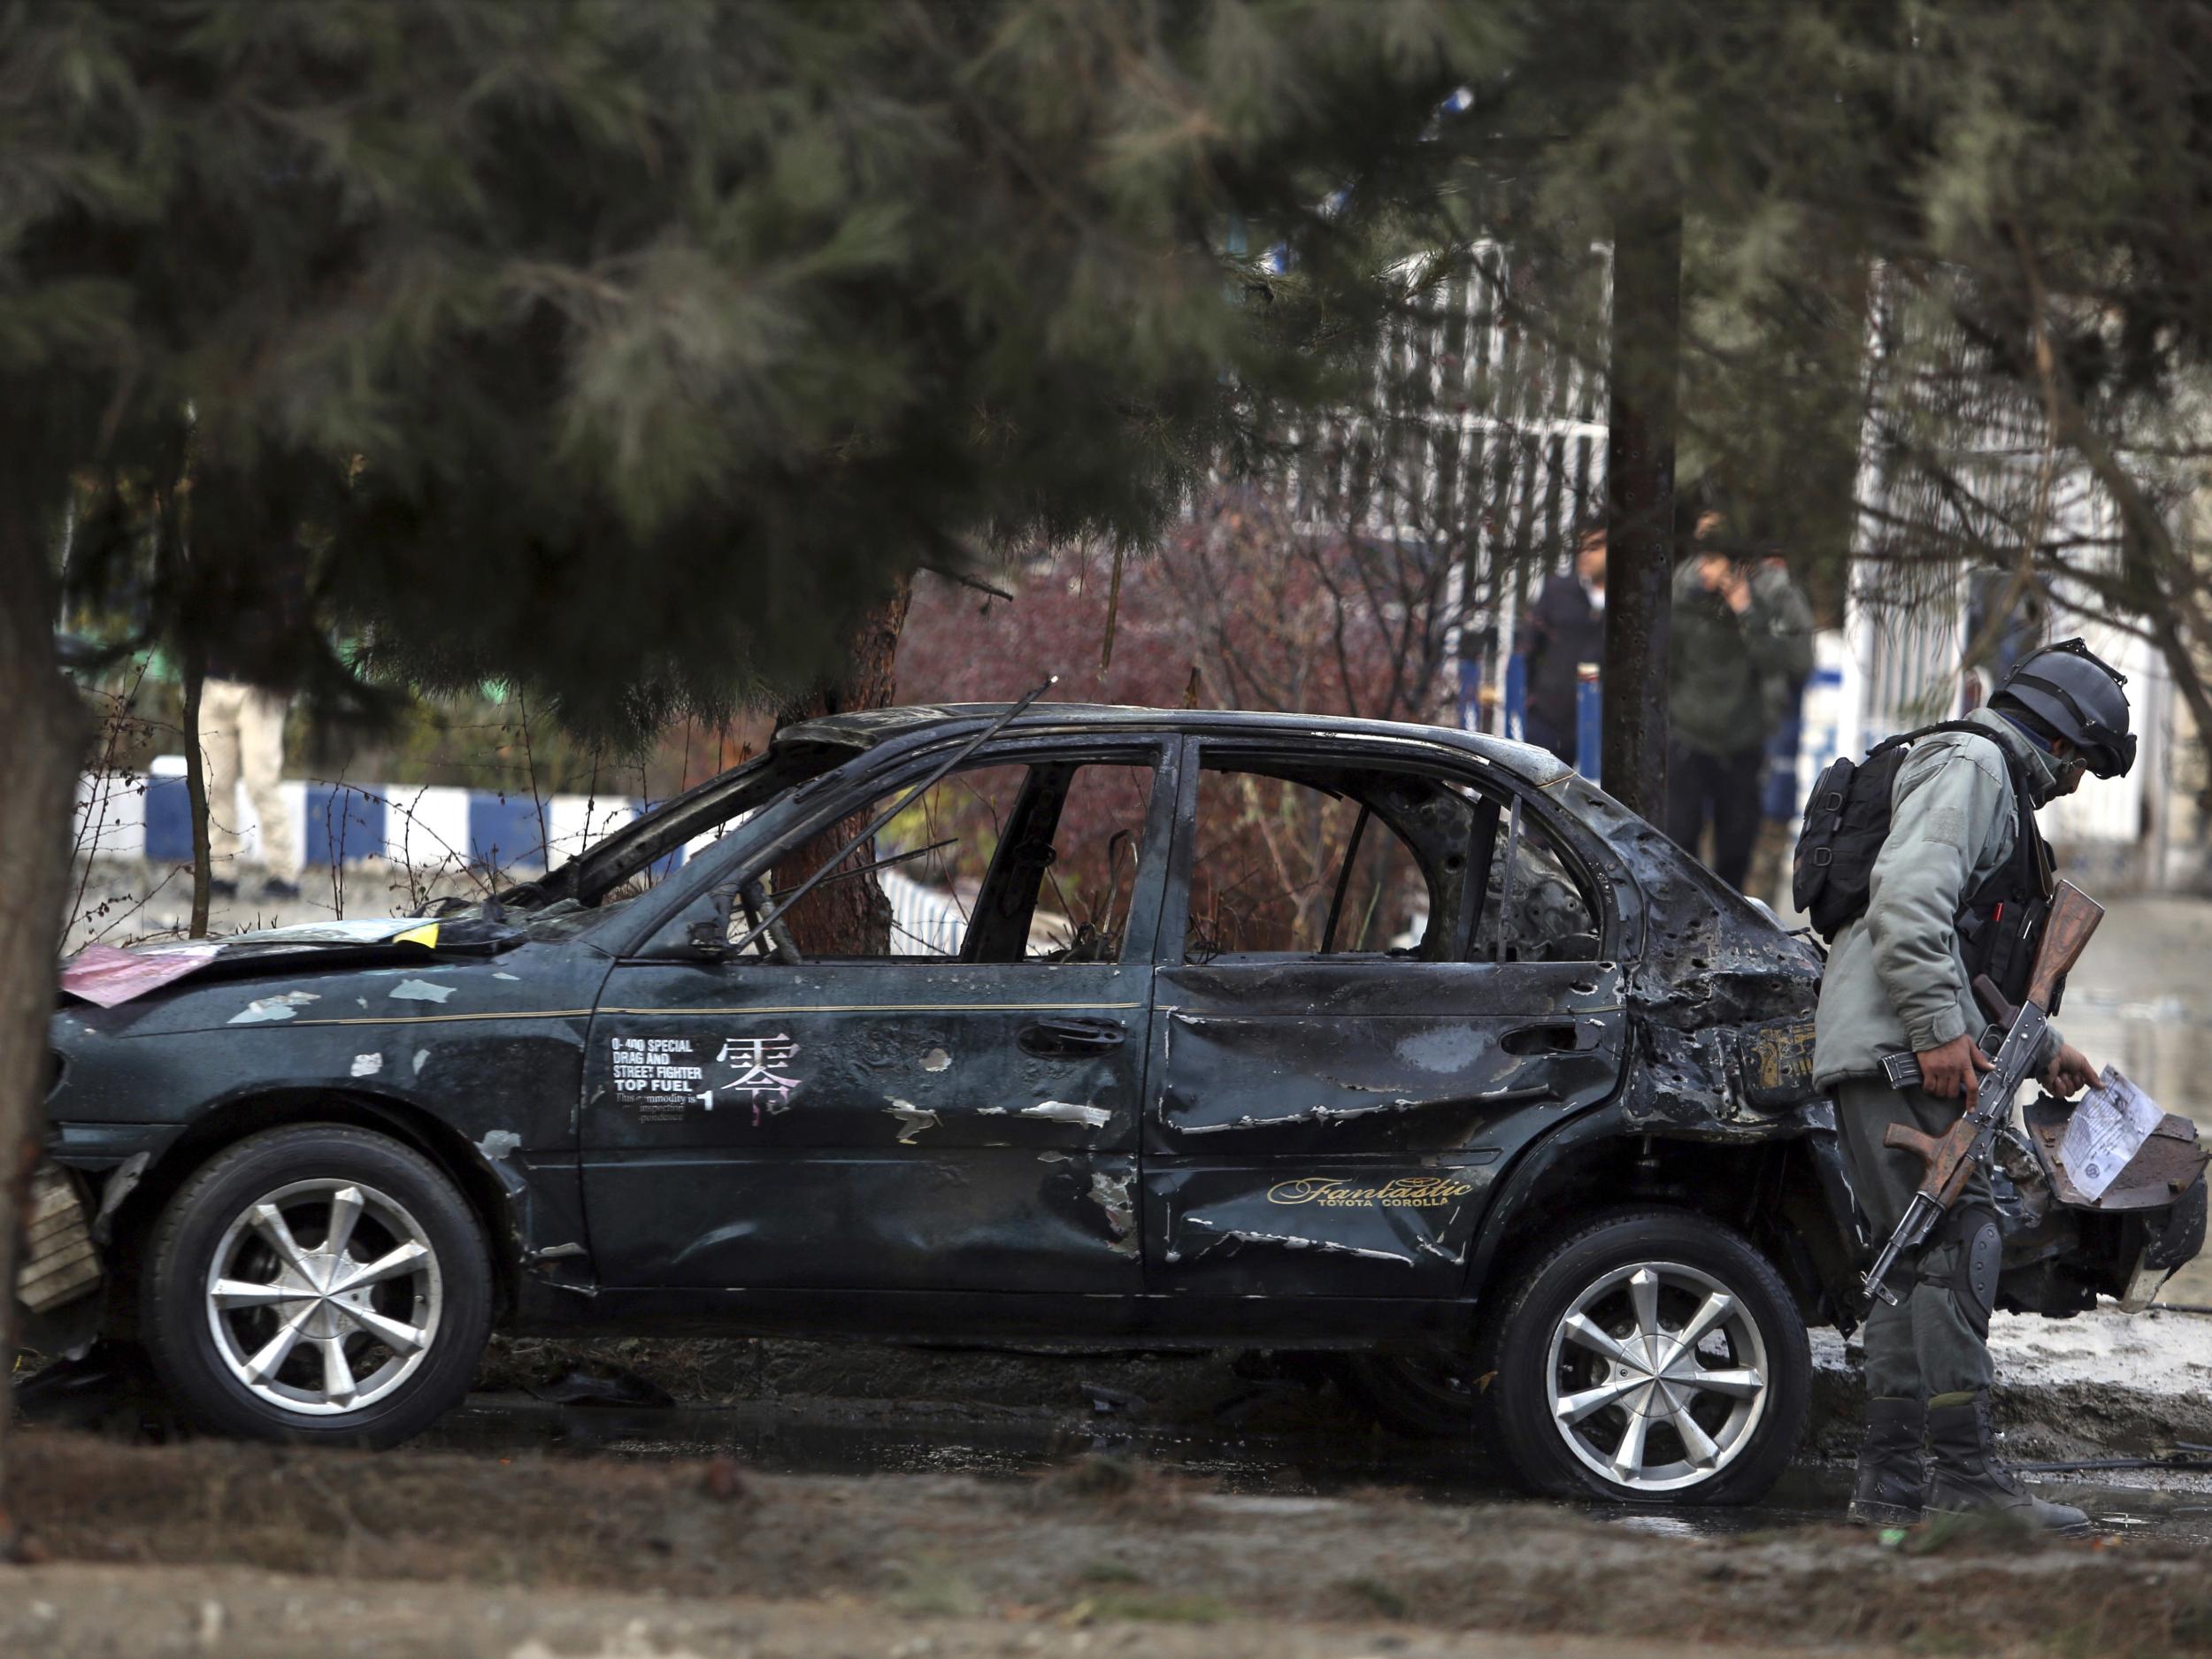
[
  {"left": 1141, "top": 738, "right": 1628, "bottom": 1298},
  {"left": 580, "top": 737, "right": 1176, "bottom": 1294}
]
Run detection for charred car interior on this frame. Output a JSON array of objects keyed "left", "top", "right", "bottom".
[{"left": 25, "top": 704, "right": 2208, "bottom": 1504}]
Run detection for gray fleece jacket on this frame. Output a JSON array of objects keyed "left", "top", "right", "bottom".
[{"left": 1811, "top": 709, "right": 2063, "bottom": 1088}]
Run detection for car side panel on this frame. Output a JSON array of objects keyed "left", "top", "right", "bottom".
[
  {"left": 579, "top": 961, "right": 1149, "bottom": 1291},
  {"left": 1143, "top": 961, "right": 1628, "bottom": 1295}
]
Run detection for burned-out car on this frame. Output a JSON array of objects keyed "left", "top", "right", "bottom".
[{"left": 27, "top": 704, "right": 2208, "bottom": 1503}]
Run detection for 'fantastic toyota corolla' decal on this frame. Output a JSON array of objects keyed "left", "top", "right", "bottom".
[{"left": 1266, "top": 1176, "right": 1475, "bottom": 1209}]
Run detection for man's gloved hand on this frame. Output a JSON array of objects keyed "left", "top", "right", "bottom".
[
  {"left": 1916, "top": 1034, "right": 1995, "bottom": 1104},
  {"left": 2042, "top": 1042, "right": 2098, "bottom": 1100}
]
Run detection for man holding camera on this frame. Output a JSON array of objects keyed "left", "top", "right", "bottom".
[{"left": 1665, "top": 514, "right": 1813, "bottom": 891}]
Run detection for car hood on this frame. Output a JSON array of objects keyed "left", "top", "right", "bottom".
[{"left": 58, "top": 916, "right": 526, "bottom": 1009}]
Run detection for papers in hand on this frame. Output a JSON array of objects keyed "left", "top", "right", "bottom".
[{"left": 2059, "top": 1067, "right": 2165, "bottom": 1202}]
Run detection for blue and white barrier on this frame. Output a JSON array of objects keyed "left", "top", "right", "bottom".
[{"left": 75, "top": 758, "right": 691, "bottom": 875}]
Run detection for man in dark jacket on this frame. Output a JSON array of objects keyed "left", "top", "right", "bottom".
[
  {"left": 1518, "top": 527, "right": 1606, "bottom": 766},
  {"left": 1666, "top": 518, "right": 1813, "bottom": 890}
]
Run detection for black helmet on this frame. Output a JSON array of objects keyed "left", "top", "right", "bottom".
[{"left": 1991, "top": 637, "right": 2135, "bottom": 778}]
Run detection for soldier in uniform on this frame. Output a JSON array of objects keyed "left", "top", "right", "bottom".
[{"left": 1811, "top": 640, "right": 2135, "bottom": 1533}]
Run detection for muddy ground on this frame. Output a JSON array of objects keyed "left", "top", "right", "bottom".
[
  {"left": 15, "top": 1303, "right": 2212, "bottom": 1658},
  {"left": 12, "top": 1417, "right": 2212, "bottom": 1659}
]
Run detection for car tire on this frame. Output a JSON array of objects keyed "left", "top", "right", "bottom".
[
  {"left": 1477, "top": 1207, "right": 1809, "bottom": 1505},
  {"left": 142, "top": 1124, "right": 491, "bottom": 1448}
]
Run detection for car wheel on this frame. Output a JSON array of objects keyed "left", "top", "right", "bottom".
[
  {"left": 1338, "top": 1351, "right": 1484, "bottom": 1439},
  {"left": 1479, "top": 1207, "right": 1809, "bottom": 1505},
  {"left": 142, "top": 1124, "right": 491, "bottom": 1448}
]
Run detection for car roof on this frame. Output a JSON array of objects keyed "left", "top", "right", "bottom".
[{"left": 776, "top": 702, "right": 1574, "bottom": 789}]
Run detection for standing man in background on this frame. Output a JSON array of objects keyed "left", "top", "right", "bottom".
[
  {"left": 1518, "top": 526, "right": 1606, "bottom": 768},
  {"left": 196, "top": 549, "right": 311, "bottom": 903},
  {"left": 198, "top": 672, "right": 299, "bottom": 902},
  {"left": 1666, "top": 514, "right": 1812, "bottom": 890}
]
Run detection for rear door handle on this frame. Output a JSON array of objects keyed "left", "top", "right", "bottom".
[
  {"left": 1500, "top": 1019, "right": 1602, "bottom": 1056},
  {"left": 1018, "top": 1017, "right": 1126, "bottom": 1057}
]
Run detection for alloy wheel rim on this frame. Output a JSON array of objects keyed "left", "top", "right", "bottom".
[
  {"left": 204, "top": 1178, "right": 442, "bottom": 1417},
  {"left": 1543, "top": 1259, "right": 1770, "bottom": 1494}
]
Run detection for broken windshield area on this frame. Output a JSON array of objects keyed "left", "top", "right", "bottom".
[{"left": 490, "top": 741, "right": 861, "bottom": 923}]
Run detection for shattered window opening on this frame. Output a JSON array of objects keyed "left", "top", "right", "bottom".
[
  {"left": 740, "top": 756, "right": 1159, "bottom": 964},
  {"left": 1184, "top": 766, "right": 1432, "bottom": 963},
  {"left": 1181, "top": 757, "right": 1601, "bottom": 966},
  {"left": 1464, "top": 786, "right": 1599, "bottom": 963}
]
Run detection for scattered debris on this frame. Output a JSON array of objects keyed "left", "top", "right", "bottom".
[
  {"left": 2013, "top": 1453, "right": 2212, "bottom": 1474},
  {"left": 1082, "top": 1383, "right": 1146, "bottom": 1416},
  {"left": 526, "top": 1369, "right": 676, "bottom": 1409},
  {"left": 88, "top": 1151, "right": 149, "bottom": 1246}
]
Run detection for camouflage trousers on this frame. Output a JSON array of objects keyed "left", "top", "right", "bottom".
[{"left": 1833, "top": 1076, "right": 2000, "bottom": 1402}]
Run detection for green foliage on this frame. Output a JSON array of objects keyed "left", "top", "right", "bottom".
[
  {"left": 4, "top": 0, "right": 1511, "bottom": 741},
  {"left": 22, "top": 1, "right": 2212, "bottom": 738}
]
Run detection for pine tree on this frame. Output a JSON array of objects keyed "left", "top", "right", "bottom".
[{"left": 0, "top": 0, "right": 1509, "bottom": 1523}]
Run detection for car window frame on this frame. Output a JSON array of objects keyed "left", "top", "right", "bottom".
[
  {"left": 1157, "top": 733, "right": 1617, "bottom": 969},
  {"left": 607, "top": 732, "right": 1183, "bottom": 967}
]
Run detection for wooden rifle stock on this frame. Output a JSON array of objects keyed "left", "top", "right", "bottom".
[
  {"left": 1882, "top": 1116, "right": 1983, "bottom": 1207},
  {"left": 2027, "top": 879, "right": 2103, "bottom": 1011}
]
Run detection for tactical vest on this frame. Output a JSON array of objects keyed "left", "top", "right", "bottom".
[{"left": 1793, "top": 721, "right": 2058, "bottom": 1011}]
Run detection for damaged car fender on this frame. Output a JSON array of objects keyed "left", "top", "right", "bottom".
[{"left": 42, "top": 942, "right": 608, "bottom": 1316}]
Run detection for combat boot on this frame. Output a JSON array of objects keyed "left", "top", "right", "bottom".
[
  {"left": 1925, "top": 1390, "right": 2092, "bottom": 1535},
  {"left": 1847, "top": 1396, "right": 1926, "bottom": 1526}
]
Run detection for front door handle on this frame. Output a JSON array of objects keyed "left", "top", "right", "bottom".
[
  {"left": 1500, "top": 1019, "right": 1602, "bottom": 1056},
  {"left": 1018, "top": 1017, "right": 1126, "bottom": 1057}
]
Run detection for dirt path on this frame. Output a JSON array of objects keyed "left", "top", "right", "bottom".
[
  {"left": 11, "top": 1427, "right": 2212, "bottom": 1658},
  {"left": 2, "top": 1563, "right": 1916, "bottom": 1659}
]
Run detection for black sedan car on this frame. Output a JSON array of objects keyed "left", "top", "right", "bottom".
[{"left": 27, "top": 704, "right": 2206, "bottom": 1503}]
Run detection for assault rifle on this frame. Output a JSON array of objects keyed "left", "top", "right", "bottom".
[{"left": 1861, "top": 879, "right": 2105, "bottom": 1306}]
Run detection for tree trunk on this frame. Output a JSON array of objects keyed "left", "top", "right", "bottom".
[
  {"left": 0, "top": 494, "right": 91, "bottom": 1551},
  {"left": 182, "top": 653, "right": 212, "bottom": 938},
  {"left": 1601, "top": 193, "right": 1684, "bottom": 822},
  {"left": 772, "top": 578, "right": 914, "bottom": 956}
]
